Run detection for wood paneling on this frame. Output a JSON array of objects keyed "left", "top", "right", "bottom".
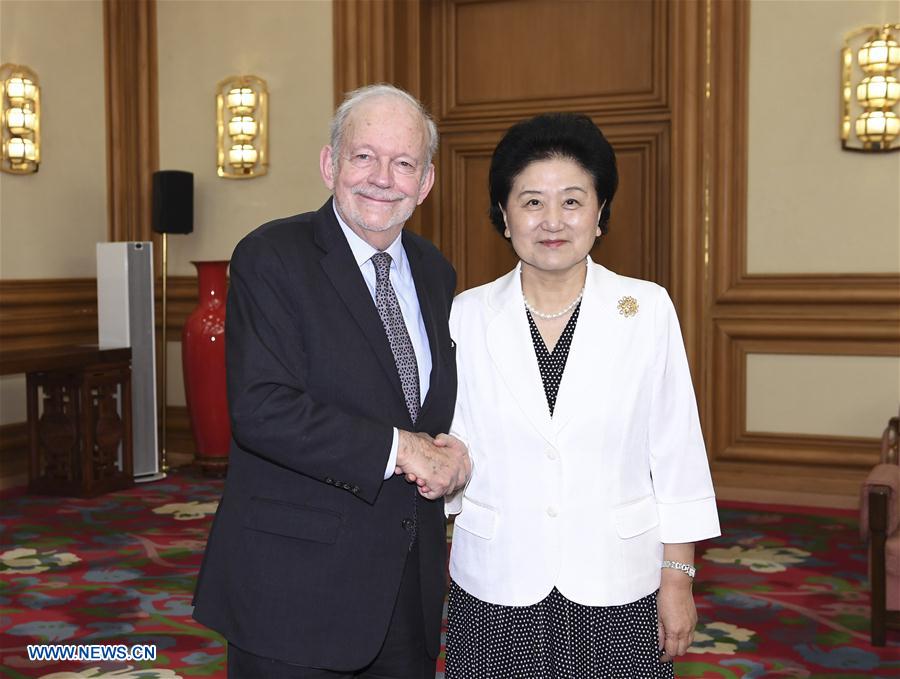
[
  {"left": 718, "top": 275, "right": 900, "bottom": 305},
  {"left": 668, "top": 0, "right": 710, "bottom": 375},
  {"left": 332, "top": 0, "right": 430, "bottom": 238},
  {"left": 0, "top": 422, "right": 28, "bottom": 481},
  {"left": 699, "top": 0, "right": 899, "bottom": 499},
  {"left": 332, "top": 0, "right": 424, "bottom": 105},
  {"left": 591, "top": 122, "right": 669, "bottom": 284},
  {"left": 705, "top": 0, "right": 900, "bottom": 310},
  {"left": 443, "top": 134, "right": 514, "bottom": 290},
  {"left": 0, "top": 279, "right": 98, "bottom": 352},
  {"left": 710, "top": 317, "right": 899, "bottom": 483},
  {"left": 167, "top": 405, "right": 196, "bottom": 457},
  {"left": 331, "top": 0, "right": 897, "bottom": 502},
  {"left": 0, "top": 277, "right": 201, "bottom": 350},
  {"left": 443, "top": 0, "right": 667, "bottom": 120},
  {"left": 103, "top": 0, "right": 159, "bottom": 244},
  {"left": 427, "top": 0, "right": 676, "bottom": 295},
  {"left": 438, "top": 121, "right": 668, "bottom": 291}
]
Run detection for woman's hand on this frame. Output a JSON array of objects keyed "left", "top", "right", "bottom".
[{"left": 656, "top": 573, "right": 696, "bottom": 663}]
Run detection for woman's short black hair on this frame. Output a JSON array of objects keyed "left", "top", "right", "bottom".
[{"left": 488, "top": 113, "right": 619, "bottom": 236}]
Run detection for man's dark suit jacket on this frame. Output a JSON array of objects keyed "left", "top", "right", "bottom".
[{"left": 192, "top": 199, "right": 457, "bottom": 670}]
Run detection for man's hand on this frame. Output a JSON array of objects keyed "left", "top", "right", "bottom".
[{"left": 395, "top": 431, "right": 471, "bottom": 500}]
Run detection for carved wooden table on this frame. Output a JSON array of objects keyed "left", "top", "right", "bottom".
[{"left": 0, "top": 346, "right": 134, "bottom": 497}]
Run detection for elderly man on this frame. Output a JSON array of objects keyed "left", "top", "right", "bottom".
[{"left": 193, "top": 84, "right": 470, "bottom": 679}]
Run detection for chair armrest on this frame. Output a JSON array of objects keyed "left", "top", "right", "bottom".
[{"left": 861, "top": 463, "right": 900, "bottom": 538}]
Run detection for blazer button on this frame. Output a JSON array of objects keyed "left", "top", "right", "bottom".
[
  {"left": 351, "top": 485, "right": 360, "bottom": 494},
  {"left": 325, "top": 477, "right": 334, "bottom": 485},
  {"left": 401, "top": 518, "right": 414, "bottom": 531}
]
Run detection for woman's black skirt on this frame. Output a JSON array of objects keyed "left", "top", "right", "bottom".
[{"left": 445, "top": 580, "right": 675, "bottom": 678}]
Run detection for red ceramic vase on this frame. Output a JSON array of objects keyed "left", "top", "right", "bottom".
[{"left": 182, "top": 260, "right": 231, "bottom": 477}]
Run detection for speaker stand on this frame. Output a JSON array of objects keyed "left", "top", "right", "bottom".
[{"left": 160, "top": 232, "right": 169, "bottom": 477}]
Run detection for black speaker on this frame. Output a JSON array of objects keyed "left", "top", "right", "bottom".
[{"left": 152, "top": 170, "right": 194, "bottom": 234}]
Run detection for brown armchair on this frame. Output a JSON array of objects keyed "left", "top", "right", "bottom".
[{"left": 861, "top": 414, "right": 900, "bottom": 646}]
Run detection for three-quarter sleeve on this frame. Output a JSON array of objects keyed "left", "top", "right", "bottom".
[{"left": 647, "top": 290, "right": 721, "bottom": 544}]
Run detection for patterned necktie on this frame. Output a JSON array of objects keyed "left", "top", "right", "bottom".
[{"left": 371, "top": 252, "right": 420, "bottom": 425}]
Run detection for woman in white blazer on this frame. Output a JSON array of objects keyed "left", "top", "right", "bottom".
[{"left": 443, "top": 114, "right": 721, "bottom": 678}]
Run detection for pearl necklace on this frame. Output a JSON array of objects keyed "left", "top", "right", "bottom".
[{"left": 523, "top": 287, "right": 584, "bottom": 320}]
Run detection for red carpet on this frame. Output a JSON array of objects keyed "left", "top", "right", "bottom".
[{"left": 1, "top": 468, "right": 898, "bottom": 678}]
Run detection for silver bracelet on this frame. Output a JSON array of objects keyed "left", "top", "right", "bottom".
[{"left": 661, "top": 560, "right": 696, "bottom": 579}]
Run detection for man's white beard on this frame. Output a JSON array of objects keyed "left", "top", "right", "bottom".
[{"left": 338, "top": 189, "right": 416, "bottom": 234}]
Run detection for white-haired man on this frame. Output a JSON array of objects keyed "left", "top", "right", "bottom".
[{"left": 193, "top": 84, "right": 470, "bottom": 678}]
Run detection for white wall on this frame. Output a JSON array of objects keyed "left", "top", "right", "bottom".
[
  {"left": 156, "top": 0, "right": 333, "bottom": 408},
  {"left": 0, "top": 0, "right": 108, "bottom": 279},
  {"left": 0, "top": 0, "right": 334, "bottom": 426},
  {"left": 156, "top": 0, "right": 334, "bottom": 276},
  {"left": 0, "top": 0, "right": 108, "bottom": 426},
  {"left": 746, "top": 354, "right": 900, "bottom": 438},
  {"left": 747, "top": 0, "right": 900, "bottom": 274},
  {"left": 743, "top": 1, "right": 900, "bottom": 442}
]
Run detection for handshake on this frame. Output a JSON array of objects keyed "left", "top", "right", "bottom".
[{"left": 395, "top": 431, "right": 472, "bottom": 501}]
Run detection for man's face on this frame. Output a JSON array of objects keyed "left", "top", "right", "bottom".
[{"left": 320, "top": 97, "right": 435, "bottom": 247}]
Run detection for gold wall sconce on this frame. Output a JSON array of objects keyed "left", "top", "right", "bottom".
[
  {"left": 216, "top": 75, "right": 268, "bottom": 178},
  {"left": 841, "top": 24, "right": 900, "bottom": 152},
  {"left": 1, "top": 63, "right": 41, "bottom": 174}
]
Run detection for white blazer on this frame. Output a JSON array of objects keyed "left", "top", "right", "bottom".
[{"left": 447, "top": 259, "right": 720, "bottom": 607}]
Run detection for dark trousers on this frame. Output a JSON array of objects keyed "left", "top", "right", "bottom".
[{"left": 227, "top": 540, "right": 435, "bottom": 679}]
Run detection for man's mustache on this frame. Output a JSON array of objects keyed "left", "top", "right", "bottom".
[{"left": 351, "top": 186, "right": 407, "bottom": 202}]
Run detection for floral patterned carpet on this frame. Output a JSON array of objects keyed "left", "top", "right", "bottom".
[{"left": 1, "top": 468, "right": 898, "bottom": 678}]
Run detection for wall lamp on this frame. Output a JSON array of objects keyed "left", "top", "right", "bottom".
[
  {"left": 1, "top": 63, "right": 41, "bottom": 174},
  {"left": 216, "top": 75, "right": 268, "bottom": 178},
  {"left": 841, "top": 24, "right": 900, "bottom": 153}
]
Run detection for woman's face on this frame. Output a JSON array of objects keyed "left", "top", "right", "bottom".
[{"left": 501, "top": 157, "right": 603, "bottom": 277}]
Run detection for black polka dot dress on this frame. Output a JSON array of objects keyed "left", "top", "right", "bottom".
[{"left": 445, "top": 302, "right": 674, "bottom": 679}]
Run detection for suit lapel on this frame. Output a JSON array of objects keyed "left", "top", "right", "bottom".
[
  {"left": 552, "top": 261, "right": 619, "bottom": 434},
  {"left": 314, "top": 201, "right": 407, "bottom": 412},
  {"left": 485, "top": 265, "right": 556, "bottom": 446},
  {"left": 404, "top": 233, "right": 442, "bottom": 422}
]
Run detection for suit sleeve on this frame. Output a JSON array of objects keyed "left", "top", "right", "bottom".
[
  {"left": 648, "top": 288, "right": 721, "bottom": 543},
  {"left": 226, "top": 233, "right": 393, "bottom": 504}
]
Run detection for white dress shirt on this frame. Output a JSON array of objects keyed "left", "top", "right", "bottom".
[{"left": 333, "top": 204, "right": 432, "bottom": 479}]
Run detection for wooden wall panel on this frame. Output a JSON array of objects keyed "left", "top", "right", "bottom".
[
  {"left": 439, "top": 121, "right": 667, "bottom": 292},
  {"left": 333, "top": 0, "right": 425, "bottom": 106},
  {"left": 709, "top": 316, "right": 899, "bottom": 495},
  {"left": 103, "top": 0, "right": 159, "bottom": 244},
  {"left": 590, "top": 123, "right": 669, "bottom": 284},
  {"left": 443, "top": 0, "right": 667, "bottom": 120},
  {"left": 598, "top": 150, "right": 645, "bottom": 280},
  {"left": 167, "top": 405, "right": 196, "bottom": 457},
  {"left": 0, "top": 280, "right": 98, "bottom": 353},
  {"left": 0, "top": 277, "right": 201, "bottom": 350},
  {"left": 668, "top": 0, "right": 706, "bottom": 377},
  {"left": 458, "top": 150, "right": 516, "bottom": 289},
  {"left": 0, "top": 422, "right": 28, "bottom": 484},
  {"left": 439, "top": 129, "right": 509, "bottom": 290}
]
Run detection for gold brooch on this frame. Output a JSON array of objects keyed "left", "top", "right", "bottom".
[{"left": 617, "top": 296, "right": 638, "bottom": 317}]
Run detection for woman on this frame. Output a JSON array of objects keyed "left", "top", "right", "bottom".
[{"left": 444, "top": 113, "right": 721, "bottom": 678}]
